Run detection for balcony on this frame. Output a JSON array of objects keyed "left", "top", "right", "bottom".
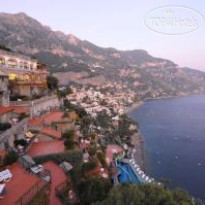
[{"left": 15, "top": 178, "right": 50, "bottom": 205}]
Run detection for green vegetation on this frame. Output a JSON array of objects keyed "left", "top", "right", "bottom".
[
  {"left": 10, "top": 94, "right": 29, "bottom": 101},
  {"left": 95, "top": 183, "right": 192, "bottom": 205},
  {"left": 57, "top": 86, "right": 73, "bottom": 99},
  {"left": 64, "top": 139, "right": 75, "bottom": 150},
  {"left": 33, "top": 150, "right": 83, "bottom": 167},
  {"left": 96, "top": 110, "right": 112, "bottom": 129},
  {"left": 0, "top": 44, "right": 12, "bottom": 52},
  {"left": 28, "top": 183, "right": 50, "bottom": 205},
  {"left": 77, "top": 178, "right": 112, "bottom": 205},
  {"left": 46, "top": 75, "right": 59, "bottom": 91},
  {"left": 0, "top": 122, "right": 11, "bottom": 131},
  {"left": 64, "top": 99, "right": 87, "bottom": 118},
  {"left": 14, "top": 139, "right": 27, "bottom": 147},
  {"left": 18, "top": 113, "right": 29, "bottom": 121},
  {"left": 82, "top": 160, "right": 97, "bottom": 173},
  {"left": 63, "top": 130, "right": 75, "bottom": 150},
  {"left": 3, "top": 150, "right": 18, "bottom": 166},
  {"left": 97, "top": 152, "right": 107, "bottom": 168}
]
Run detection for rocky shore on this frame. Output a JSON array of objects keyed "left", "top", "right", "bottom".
[{"left": 124, "top": 101, "right": 146, "bottom": 170}]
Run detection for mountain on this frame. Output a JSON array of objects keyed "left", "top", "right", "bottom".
[{"left": 0, "top": 12, "right": 205, "bottom": 100}]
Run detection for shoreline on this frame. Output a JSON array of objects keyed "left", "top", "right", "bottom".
[
  {"left": 125, "top": 93, "right": 205, "bottom": 172},
  {"left": 124, "top": 101, "right": 144, "bottom": 113}
]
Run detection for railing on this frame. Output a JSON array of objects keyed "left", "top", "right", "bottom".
[
  {"left": 15, "top": 179, "right": 49, "bottom": 205},
  {"left": 0, "top": 49, "right": 35, "bottom": 61},
  {"left": 55, "top": 180, "right": 71, "bottom": 204}
]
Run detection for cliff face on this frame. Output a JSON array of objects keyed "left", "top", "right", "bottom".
[{"left": 1, "top": 12, "right": 205, "bottom": 99}]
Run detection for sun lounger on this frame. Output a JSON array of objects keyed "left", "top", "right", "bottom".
[
  {"left": 30, "top": 165, "right": 44, "bottom": 174},
  {"left": 0, "top": 169, "right": 12, "bottom": 182},
  {"left": 0, "top": 184, "right": 5, "bottom": 198}
]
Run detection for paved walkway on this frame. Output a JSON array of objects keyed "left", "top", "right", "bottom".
[{"left": 0, "top": 118, "right": 28, "bottom": 150}]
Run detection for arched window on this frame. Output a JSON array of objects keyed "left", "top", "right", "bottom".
[
  {"left": 8, "top": 59, "right": 18, "bottom": 68},
  {"left": 0, "top": 57, "right": 5, "bottom": 66},
  {"left": 24, "top": 62, "right": 29, "bottom": 69},
  {"left": 19, "top": 62, "right": 24, "bottom": 69}
]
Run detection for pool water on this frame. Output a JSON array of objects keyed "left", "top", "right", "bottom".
[{"left": 117, "top": 163, "right": 141, "bottom": 184}]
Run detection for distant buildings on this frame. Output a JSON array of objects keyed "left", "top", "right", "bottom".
[{"left": 0, "top": 49, "right": 47, "bottom": 97}]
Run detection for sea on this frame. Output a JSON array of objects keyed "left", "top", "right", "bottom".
[{"left": 128, "top": 95, "right": 205, "bottom": 201}]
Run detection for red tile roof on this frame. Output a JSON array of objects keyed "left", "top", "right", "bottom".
[
  {"left": 43, "top": 111, "right": 63, "bottom": 125},
  {"left": 28, "top": 141, "right": 65, "bottom": 157},
  {"left": 0, "top": 163, "right": 42, "bottom": 205},
  {"left": 28, "top": 111, "right": 63, "bottom": 127},
  {"left": 28, "top": 118, "right": 43, "bottom": 126},
  {"left": 0, "top": 106, "right": 29, "bottom": 115},
  {"left": 41, "top": 128, "right": 62, "bottom": 139},
  {"left": 0, "top": 106, "right": 13, "bottom": 114},
  {"left": 43, "top": 161, "right": 68, "bottom": 205},
  {"left": 12, "top": 106, "right": 29, "bottom": 114}
]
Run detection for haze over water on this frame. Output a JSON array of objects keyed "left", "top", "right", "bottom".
[{"left": 129, "top": 95, "right": 205, "bottom": 201}]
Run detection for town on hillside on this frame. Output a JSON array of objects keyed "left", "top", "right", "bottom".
[
  {"left": 0, "top": 47, "right": 194, "bottom": 204},
  {"left": 0, "top": 48, "right": 154, "bottom": 205}
]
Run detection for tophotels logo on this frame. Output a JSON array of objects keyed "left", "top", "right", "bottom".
[{"left": 144, "top": 6, "right": 204, "bottom": 35}]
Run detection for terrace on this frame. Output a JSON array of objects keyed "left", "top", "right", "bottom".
[
  {"left": 0, "top": 162, "right": 47, "bottom": 205},
  {"left": 28, "top": 141, "right": 65, "bottom": 157},
  {"left": 42, "top": 161, "right": 70, "bottom": 205}
]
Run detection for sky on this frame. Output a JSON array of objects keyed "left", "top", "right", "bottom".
[{"left": 1, "top": 0, "right": 205, "bottom": 70}]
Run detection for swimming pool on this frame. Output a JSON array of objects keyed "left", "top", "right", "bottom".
[{"left": 117, "top": 162, "right": 141, "bottom": 184}]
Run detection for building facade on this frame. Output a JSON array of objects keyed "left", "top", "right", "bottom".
[
  {"left": 0, "top": 71, "right": 9, "bottom": 106},
  {"left": 0, "top": 49, "right": 47, "bottom": 97}
]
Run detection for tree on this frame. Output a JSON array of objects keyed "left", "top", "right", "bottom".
[
  {"left": 77, "top": 178, "right": 112, "bottom": 205},
  {"left": 82, "top": 160, "right": 97, "bottom": 173},
  {"left": 3, "top": 150, "right": 18, "bottom": 166},
  {"left": 57, "top": 86, "right": 72, "bottom": 99},
  {"left": 64, "top": 139, "right": 75, "bottom": 150},
  {"left": 97, "top": 152, "right": 107, "bottom": 168},
  {"left": 96, "top": 184, "right": 192, "bottom": 205},
  {"left": 46, "top": 75, "right": 58, "bottom": 91}
]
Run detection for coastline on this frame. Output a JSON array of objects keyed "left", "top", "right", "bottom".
[
  {"left": 124, "top": 101, "right": 146, "bottom": 170},
  {"left": 124, "top": 93, "right": 205, "bottom": 172},
  {"left": 124, "top": 101, "right": 144, "bottom": 113}
]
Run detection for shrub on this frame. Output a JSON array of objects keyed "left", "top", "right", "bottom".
[
  {"left": 0, "top": 122, "right": 11, "bottom": 131},
  {"left": 63, "top": 130, "right": 75, "bottom": 140},
  {"left": 97, "top": 152, "right": 107, "bottom": 168},
  {"left": 77, "top": 178, "right": 112, "bottom": 205},
  {"left": 82, "top": 160, "right": 97, "bottom": 173},
  {"left": 33, "top": 150, "right": 83, "bottom": 167},
  {"left": 18, "top": 113, "right": 29, "bottom": 121},
  {"left": 14, "top": 139, "right": 27, "bottom": 147},
  {"left": 3, "top": 150, "right": 18, "bottom": 166},
  {"left": 64, "top": 139, "right": 75, "bottom": 150}
]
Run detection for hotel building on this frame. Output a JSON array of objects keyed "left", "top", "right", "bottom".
[{"left": 0, "top": 49, "right": 47, "bottom": 97}]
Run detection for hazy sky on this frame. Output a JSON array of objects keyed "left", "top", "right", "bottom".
[{"left": 1, "top": 0, "right": 205, "bottom": 70}]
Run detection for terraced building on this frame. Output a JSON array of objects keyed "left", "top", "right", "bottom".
[{"left": 0, "top": 48, "right": 47, "bottom": 97}]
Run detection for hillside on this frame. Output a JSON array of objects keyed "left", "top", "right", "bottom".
[{"left": 0, "top": 12, "right": 205, "bottom": 100}]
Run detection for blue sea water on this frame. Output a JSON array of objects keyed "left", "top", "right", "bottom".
[{"left": 128, "top": 95, "right": 205, "bottom": 201}]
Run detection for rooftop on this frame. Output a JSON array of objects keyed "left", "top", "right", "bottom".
[
  {"left": 41, "top": 128, "right": 62, "bottom": 139},
  {"left": 28, "top": 141, "right": 65, "bottom": 157},
  {"left": 43, "top": 111, "right": 64, "bottom": 125},
  {"left": 29, "top": 111, "right": 63, "bottom": 127},
  {"left": 43, "top": 161, "right": 68, "bottom": 205},
  {"left": 0, "top": 163, "right": 41, "bottom": 205},
  {"left": 0, "top": 106, "right": 29, "bottom": 115},
  {"left": 0, "top": 106, "right": 13, "bottom": 115}
]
